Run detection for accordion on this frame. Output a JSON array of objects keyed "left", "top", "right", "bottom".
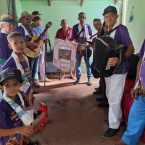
[{"left": 92, "top": 36, "right": 126, "bottom": 77}]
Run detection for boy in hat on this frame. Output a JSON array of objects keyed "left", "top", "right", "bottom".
[
  {"left": 102, "top": 6, "right": 134, "bottom": 139},
  {"left": 16, "top": 11, "right": 39, "bottom": 93},
  {"left": 0, "top": 68, "right": 39, "bottom": 145},
  {"left": 0, "top": 32, "right": 34, "bottom": 106},
  {"left": 0, "top": 14, "right": 16, "bottom": 67}
]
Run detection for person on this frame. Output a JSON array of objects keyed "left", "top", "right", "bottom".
[
  {"left": 70, "top": 12, "right": 93, "bottom": 86},
  {"left": 0, "top": 32, "right": 34, "bottom": 106},
  {"left": 111, "top": 40, "right": 145, "bottom": 145},
  {"left": 0, "top": 14, "right": 16, "bottom": 67},
  {"left": 101, "top": 6, "right": 134, "bottom": 139},
  {"left": 31, "top": 11, "right": 42, "bottom": 29},
  {"left": 55, "top": 19, "right": 75, "bottom": 80},
  {"left": 92, "top": 19, "right": 104, "bottom": 94},
  {"left": 31, "top": 11, "right": 52, "bottom": 87},
  {"left": 92, "top": 18, "right": 102, "bottom": 38},
  {"left": 0, "top": 68, "right": 39, "bottom": 145},
  {"left": 16, "top": 11, "right": 39, "bottom": 93},
  {"left": 92, "top": 20, "right": 109, "bottom": 107}
]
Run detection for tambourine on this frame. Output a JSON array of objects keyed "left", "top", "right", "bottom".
[{"left": 32, "top": 102, "right": 48, "bottom": 131}]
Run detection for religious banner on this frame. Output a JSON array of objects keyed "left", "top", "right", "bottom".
[{"left": 53, "top": 38, "right": 77, "bottom": 72}]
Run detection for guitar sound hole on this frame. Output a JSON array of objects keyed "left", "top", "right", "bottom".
[{"left": 34, "top": 40, "right": 39, "bottom": 44}]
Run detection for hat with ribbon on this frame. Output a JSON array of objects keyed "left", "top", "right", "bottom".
[{"left": 0, "top": 14, "right": 15, "bottom": 27}]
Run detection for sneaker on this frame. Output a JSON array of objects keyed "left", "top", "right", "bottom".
[
  {"left": 104, "top": 118, "right": 109, "bottom": 124},
  {"left": 112, "top": 139, "right": 126, "bottom": 145},
  {"left": 87, "top": 79, "right": 92, "bottom": 86},
  {"left": 95, "top": 86, "right": 102, "bottom": 90},
  {"left": 74, "top": 79, "right": 80, "bottom": 85},
  {"left": 97, "top": 99, "right": 109, "bottom": 107},
  {"left": 93, "top": 88, "right": 102, "bottom": 94},
  {"left": 103, "top": 128, "right": 120, "bottom": 139},
  {"left": 34, "top": 82, "right": 40, "bottom": 88},
  {"left": 96, "top": 95, "right": 107, "bottom": 101}
]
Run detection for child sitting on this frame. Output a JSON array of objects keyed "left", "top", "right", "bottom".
[
  {"left": 0, "top": 32, "right": 34, "bottom": 106},
  {"left": 0, "top": 68, "right": 39, "bottom": 145}
]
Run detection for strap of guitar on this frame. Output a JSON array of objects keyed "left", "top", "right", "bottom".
[{"left": 76, "top": 26, "right": 84, "bottom": 39}]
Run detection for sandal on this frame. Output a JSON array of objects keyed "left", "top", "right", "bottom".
[
  {"left": 70, "top": 75, "right": 75, "bottom": 80},
  {"left": 60, "top": 76, "right": 65, "bottom": 80}
]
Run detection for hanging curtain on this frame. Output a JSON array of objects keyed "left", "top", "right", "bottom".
[{"left": 7, "top": 0, "right": 18, "bottom": 26}]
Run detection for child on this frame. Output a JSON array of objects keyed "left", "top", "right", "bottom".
[
  {"left": 0, "top": 32, "right": 34, "bottom": 106},
  {"left": 0, "top": 68, "right": 39, "bottom": 145}
]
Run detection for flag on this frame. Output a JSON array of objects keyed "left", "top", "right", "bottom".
[{"left": 53, "top": 38, "right": 77, "bottom": 71}]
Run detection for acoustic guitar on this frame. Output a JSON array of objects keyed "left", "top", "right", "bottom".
[{"left": 24, "top": 22, "right": 52, "bottom": 58}]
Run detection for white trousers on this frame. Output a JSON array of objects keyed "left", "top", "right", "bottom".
[{"left": 105, "top": 73, "right": 127, "bottom": 129}]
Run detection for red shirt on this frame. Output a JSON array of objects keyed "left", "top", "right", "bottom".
[{"left": 55, "top": 27, "right": 72, "bottom": 40}]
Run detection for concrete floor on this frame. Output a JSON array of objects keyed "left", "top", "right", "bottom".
[{"left": 31, "top": 73, "right": 129, "bottom": 145}]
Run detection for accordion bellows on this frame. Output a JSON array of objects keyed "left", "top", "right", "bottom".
[{"left": 93, "top": 36, "right": 126, "bottom": 77}]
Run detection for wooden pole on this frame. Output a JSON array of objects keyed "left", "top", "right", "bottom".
[
  {"left": 48, "top": 0, "right": 51, "bottom": 6},
  {"left": 80, "top": 0, "right": 84, "bottom": 7}
]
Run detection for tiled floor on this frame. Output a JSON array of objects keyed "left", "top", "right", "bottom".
[{"left": 31, "top": 73, "right": 128, "bottom": 145}]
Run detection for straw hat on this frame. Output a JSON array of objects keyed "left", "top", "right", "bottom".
[
  {"left": 0, "top": 14, "right": 15, "bottom": 27},
  {"left": 18, "top": 11, "right": 32, "bottom": 23}
]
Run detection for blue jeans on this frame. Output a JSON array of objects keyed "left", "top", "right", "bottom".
[
  {"left": 76, "top": 53, "right": 92, "bottom": 80},
  {"left": 28, "top": 57, "right": 39, "bottom": 86},
  {"left": 122, "top": 96, "right": 145, "bottom": 145}
]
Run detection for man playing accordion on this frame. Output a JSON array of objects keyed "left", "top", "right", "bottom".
[{"left": 101, "top": 6, "right": 134, "bottom": 139}]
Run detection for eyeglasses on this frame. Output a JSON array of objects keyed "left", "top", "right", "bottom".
[
  {"left": 93, "top": 23, "right": 101, "bottom": 26},
  {"left": 79, "top": 16, "right": 86, "bottom": 19},
  {"left": 24, "top": 18, "right": 32, "bottom": 21}
]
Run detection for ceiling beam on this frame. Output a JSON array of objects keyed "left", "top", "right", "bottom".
[
  {"left": 48, "top": 0, "right": 51, "bottom": 6},
  {"left": 80, "top": 0, "right": 84, "bottom": 7}
]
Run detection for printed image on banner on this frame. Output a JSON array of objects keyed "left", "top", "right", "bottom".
[
  {"left": 53, "top": 38, "right": 77, "bottom": 71},
  {"left": 59, "top": 49, "right": 71, "bottom": 60}
]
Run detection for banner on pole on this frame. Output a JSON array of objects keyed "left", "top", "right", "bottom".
[{"left": 53, "top": 38, "right": 77, "bottom": 72}]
